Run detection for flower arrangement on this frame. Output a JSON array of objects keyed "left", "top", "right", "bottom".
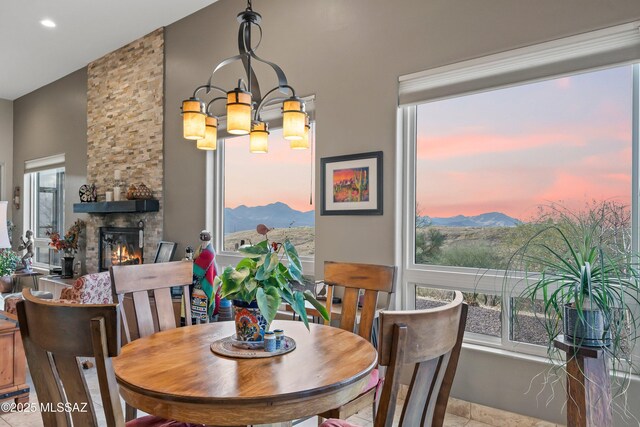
[
  {"left": 0, "top": 249, "right": 21, "bottom": 277},
  {"left": 48, "top": 219, "right": 86, "bottom": 255}
]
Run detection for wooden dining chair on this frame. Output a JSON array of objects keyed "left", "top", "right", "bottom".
[
  {"left": 110, "top": 260, "right": 193, "bottom": 344},
  {"left": 321, "top": 291, "right": 468, "bottom": 427},
  {"left": 15, "top": 288, "right": 195, "bottom": 427},
  {"left": 110, "top": 261, "right": 193, "bottom": 422},
  {"left": 317, "top": 261, "right": 397, "bottom": 423}
]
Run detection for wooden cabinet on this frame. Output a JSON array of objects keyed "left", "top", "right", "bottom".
[{"left": 0, "top": 315, "right": 29, "bottom": 404}]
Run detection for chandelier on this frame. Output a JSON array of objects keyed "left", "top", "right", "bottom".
[{"left": 181, "top": 0, "right": 309, "bottom": 153}]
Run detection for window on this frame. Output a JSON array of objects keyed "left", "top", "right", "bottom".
[
  {"left": 215, "top": 125, "right": 315, "bottom": 258},
  {"left": 414, "top": 66, "right": 631, "bottom": 273},
  {"left": 24, "top": 166, "right": 65, "bottom": 266},
  {"left": 400, "top": 23, "right": 640, "bottom": 356}
]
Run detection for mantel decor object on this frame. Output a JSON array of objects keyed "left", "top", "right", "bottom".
[
  {"left": 180, "top": 0, "right": 311, "bottom": 153},
  {"left": 78, "top": 184, "right": 97, "bottom": 203}
]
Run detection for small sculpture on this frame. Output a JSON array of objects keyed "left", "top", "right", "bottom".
[
  {"left": 17, "top": 230, "right": 34, "bottom": 271},
  {"left": 191, "top": 230, "right": 219, "bottom": 323}
]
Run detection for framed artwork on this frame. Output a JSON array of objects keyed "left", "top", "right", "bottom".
[
  {"left": 321, "top": 151, "right": 383, "bottom": 215},
  {"left": 154, "top": 241, "right": 177, "bottom": 263}
]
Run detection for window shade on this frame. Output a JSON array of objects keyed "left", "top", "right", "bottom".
[
  {"left": 398, "top": 21, "right": 640, "bottom": 107},
  {"left": 24, "top": 153, "right": 65, "bottom": 173}
]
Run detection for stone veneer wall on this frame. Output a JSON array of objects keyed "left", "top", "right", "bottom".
[{"left": 85, "top": 28, "right": 164, "bottom": 272}]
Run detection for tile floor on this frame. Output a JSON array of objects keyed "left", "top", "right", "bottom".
[{"left": 0, "top": 365, "right": 559, "bottom": 427}]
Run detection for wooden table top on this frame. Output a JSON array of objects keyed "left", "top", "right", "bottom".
[{"left": 113, "top": 320, "right": 377, "bottom": 425}]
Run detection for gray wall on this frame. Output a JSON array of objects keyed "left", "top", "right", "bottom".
[
  {"left": 163, "top": 0, "right": 640, "bottom": 424},
  {"left": 0, "top": 99, "right": 12, "bottom": 221},
  {"left": 12, "top": 68, "right": 88, "bottom": 256},
  {"left": 164, "top": 0, "right": 640, "bottom": 273}
]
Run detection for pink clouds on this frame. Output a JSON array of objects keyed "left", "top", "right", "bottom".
[
  {"left": 417, "top": 128, "right": 631, "bottom": 218},
  {"left": 415, "top": 64, "right": 633, "bottom": 220},
  {"left": 417, "top": 123, "right": 629, "bottom": 161},
  {"left": 417, "top": 131, "right": 582, "bottom": 160}
]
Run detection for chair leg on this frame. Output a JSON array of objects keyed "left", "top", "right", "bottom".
[{"left": 125, "top": 403, "right": 137, "bottom": 422}]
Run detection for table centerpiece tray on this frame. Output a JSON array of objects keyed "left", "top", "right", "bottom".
[{"left": 211, "top": 335, "right": 296, "bottom": 358}]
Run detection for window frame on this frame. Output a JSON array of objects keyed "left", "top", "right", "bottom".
[
  {"left": 207, "top": 122, "right": 316, "bottom": 274},
  {"left": 400, "top": 60, "right": 640, "bottom": 360},
  {"left": 23, "top": 166, "right": 66, "bottom": 268}
]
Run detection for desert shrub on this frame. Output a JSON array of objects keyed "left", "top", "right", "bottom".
[
  {"left": 415, "top": 228, "right": 445, "bottom": 264},
  {"left": 435, "top": 242, "right": 507, "bottom": 270}
]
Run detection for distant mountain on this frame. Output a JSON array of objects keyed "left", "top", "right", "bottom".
[
  {"left": 225, "top": 202, "right": 315, "bottom": 233},
  {"left": 423, "top": 212, "right": 520, "bottom": 227}
]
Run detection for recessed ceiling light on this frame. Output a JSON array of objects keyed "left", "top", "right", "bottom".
[{"left": 40, "top": 19, "right": 56, "bottom": 28}]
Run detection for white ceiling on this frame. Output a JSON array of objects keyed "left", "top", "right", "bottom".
[{"left": 0, "top": 0, "right": 219, "bottom": 100}]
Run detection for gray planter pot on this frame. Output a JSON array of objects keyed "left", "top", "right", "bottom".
[{"left": 563, "top": 304, "right": 611, "bottom": 347}]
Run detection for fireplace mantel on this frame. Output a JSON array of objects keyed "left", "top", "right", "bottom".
[{"left": 73, "top": 200, "right": 159, "bottom": 214}]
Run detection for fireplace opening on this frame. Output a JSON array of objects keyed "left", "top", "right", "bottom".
[{"left": 99, "top": 223, "right": 144, "bottom": 272}]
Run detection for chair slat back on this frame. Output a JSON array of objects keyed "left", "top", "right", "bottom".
[
  {"left": 375, "top": 291, "right": 468, "bottom": 427},
  {"left": 324, "top": 261, "right": 396, "bottom": 341},
  {"left": 110, "top": 261, "right": 193, "bottom": 342},
  {"left": 16, "top": 289, "right": 124, "bottom": 427}
]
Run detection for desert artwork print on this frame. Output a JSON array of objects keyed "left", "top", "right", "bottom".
[
  {"left": 321, "top": 151, "right": 382, "bottom": 215},
  {"left": 332, "top": 167, "right": 369, "bottom": 203}
]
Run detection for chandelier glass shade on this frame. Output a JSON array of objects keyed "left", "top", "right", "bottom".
[
  {"left": 282, "top": 97, "right": 306, "bottom": 141},
  {"left": 250, "top": 121, "right": 269, "bottom": 153},
  {"left": 226, "top": 89, "right": 252, "bottom": 135},
  {"left": 197, "top": 115, "right": 218, "bottom": 150},
  {"left": 182, "top": 98, "right": 206, "bottom": 140},
  {"left": 290, "top": 115, "right": 310, "bottom": 150},
  {"left": 181, "top": 0, "right": 309, "bottom": 152}
]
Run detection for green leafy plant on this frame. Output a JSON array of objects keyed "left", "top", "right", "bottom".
[
  {"left": 506, "top": 203, "right": 640, "bottom": 408},
  {"left": 0, "top": 249, "right": 21, "bottom": 277},
  {"left": 213, "top": 235, "right": 329, "bottom": 329}
]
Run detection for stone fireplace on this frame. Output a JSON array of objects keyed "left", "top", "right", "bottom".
[{"left": 84, "top": 28, "right": 164, "bottom": 273}]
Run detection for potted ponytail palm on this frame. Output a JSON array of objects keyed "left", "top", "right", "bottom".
[
  {"left": 509, "top": 204, "right": 640, "bottom": 396},
  {"left": 214, "top": 228, "right": 329, "bottom": 346}
]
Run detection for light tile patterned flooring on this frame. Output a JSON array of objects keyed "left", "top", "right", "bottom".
[{"left": 1, "top": 365, "right": 559, "bottom": 427}]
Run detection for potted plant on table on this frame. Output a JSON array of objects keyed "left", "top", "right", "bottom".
[
  {"left": 507, "top": 203, "right": 640, "bottom": 407},
  {"left": 214, "top": 225, "right": 329, "bottom": 345},
  {"left": 0, "top": 249, "right": 21, "bottom": 293},
  {"left": 47, "top": 219, "right": 85, "bottom": 278}
]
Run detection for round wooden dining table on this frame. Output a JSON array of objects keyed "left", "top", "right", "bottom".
[{"left": 113, "top": 320, "right": 378, "bottom": 426}]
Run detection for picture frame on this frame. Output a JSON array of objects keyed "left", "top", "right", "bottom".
[
  {"left": 153, "top": 241, "right": 177, "bottom": 263},
  {"left": 321, "top": 151, "right": 383, "bottom": 215}
]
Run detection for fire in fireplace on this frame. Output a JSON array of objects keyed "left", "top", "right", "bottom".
[{"left": 98, "top": 223, "right": 144, "bottom": 272}]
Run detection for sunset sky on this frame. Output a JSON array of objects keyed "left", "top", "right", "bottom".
[
  {"left": 225, "top": 127, "right": 314, "bottom": 212},
  {"left": 416, "top": 64, "right": 632, "bottom": 221},
  {"left": 224, "top": 65, "right": 632, "bottom": 220}
]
